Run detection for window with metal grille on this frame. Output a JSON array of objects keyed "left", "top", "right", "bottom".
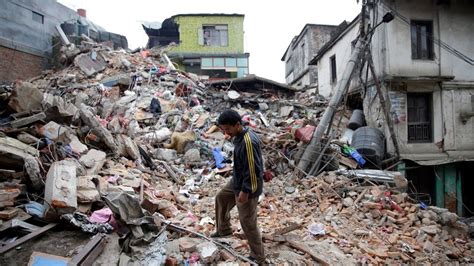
[
  {"left": 407, "top": 93, "right": 432, "bottom": 142},
  {"left": 411, "top": 20, "right": 434, "bottom": 60},
  {"left": 330, "top": 55, "right": 337, "bottom": 84}
]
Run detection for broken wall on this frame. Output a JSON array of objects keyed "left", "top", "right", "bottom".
[
  {"left": 284, "top": 24, "right": 338, "bottom": 90},
  {"left": 170, "top": 15, "right": 244, "bottom": 55}
]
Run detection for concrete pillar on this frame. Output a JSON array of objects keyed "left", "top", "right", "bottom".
[
  {"left": 435, "top": 165, "right": 445, "bottom": 208},
  {"left": 435, "top": 164, "right": 461, "bottom": 215}
]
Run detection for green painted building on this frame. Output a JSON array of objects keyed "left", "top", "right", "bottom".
[{"left": 143, "top": 14, "right": 249, "bottom": 79}]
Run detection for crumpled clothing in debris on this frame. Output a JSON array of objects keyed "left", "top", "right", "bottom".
[{"left": 62, "top": 212, "right": 114, "bottom": 234}]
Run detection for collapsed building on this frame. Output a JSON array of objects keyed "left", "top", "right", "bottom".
[{"left": 143, "top": 14, "right": 250, "bottom": 80}]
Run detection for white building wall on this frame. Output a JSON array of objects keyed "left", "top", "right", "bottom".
[
  {"left": 372, "top": 0, "right": 474, "bottom": 80},
  {"left": 317, "top": 22, "right": 360, "bottom": 97},
  {"left": 365, "top": 0, "right": 474, "bottom": 161}
]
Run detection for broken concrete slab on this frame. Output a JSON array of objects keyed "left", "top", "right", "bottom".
[
  {"left": 197, "top": 242, "right": 219, "bottom": 263},
  {"left": 44, "top": 160, "right": 77, "bottom": 214},
  {"left": 79, "top": 103, "right": 119, "bottom": 154},
  {"left": 119, "top": 134, "right": 140, "bottom": 161},
  {"left": 101, "top": 74, "right": 131, "bottom": 87},
  {"left": 154, "top": 148, "right": 177, "bottom": 162},
  {"left": 178, "top": 237, "right": 200, "bottom": 252},
  {"left": 69, "top": 135, "right": 88, "bottom": 154},
  {"left": 16, "top": 132, "right": 41, "bottom": 145},
  {"left": 184, "top": 148, "right": 201, "bottom": 162},
  {"left": 280, "top": 105, "right": 294, "bottom": 117},
  {"left": 39, "top": 121, "right": 70, "bottom": 142},
  {"left": 107, "top": 117, "right": 122, "bottom": 134},
  {"left": 80, "top": 149, "right": 106, "bottom": 175},
  {"left": 11, "top": 112, "right": 46, "bottom": 128},
  {"left": 74, "top": 52, "right": 107, "bottom": 76},
  {"left": 0, "top": 136, "right": 39, "bottom": 157},
  {"left": 8, "top": 82, "right": 43, "bottom": 113},
  {"left": 0, "top": 142, "right": 42, "bottom": 190},
  {"left": 43, "top": 93, "right": 79, "bottom": 119},
  {"left": 77, "top": 176, "right": 100, "bottom": 203}
]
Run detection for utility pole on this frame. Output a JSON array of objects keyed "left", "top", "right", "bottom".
[
  {"left": 297, "top": 1, "right": 395, "bottom": 174},
  {"left": 297, "top": 38, "right": 366, "bottom": 173}
]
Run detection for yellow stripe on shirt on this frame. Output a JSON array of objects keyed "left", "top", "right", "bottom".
[{"left": 244, "top": 132, "right": 257, "bottom": 193}]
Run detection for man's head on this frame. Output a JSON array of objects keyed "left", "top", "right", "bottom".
[{"left": 217, "top": 109, "right": 243, "bottom": 138}]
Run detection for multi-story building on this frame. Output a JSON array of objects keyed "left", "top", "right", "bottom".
[
  {"left": 143, "top": 14, "right": 249, "bottom": 79},
  {"left": 281, "top": 24, "right": 338, "bottom": 91},
  {"left": 0, "top": 0, "right": 127, "bottom": 83},
  {"left": 310, "top": 0, "right": 474, "bottom": 215}
]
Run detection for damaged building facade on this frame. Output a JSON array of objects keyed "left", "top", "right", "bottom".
[
  {"left": 311, "top": 0, "right": 474, "bottom": 216},
  {"left": 0, "top": 0, "right": 127, "bottom": 84},
  {"left": 143, "top": 14, "right": 249, "bottom": 79},
  {"left": 281, "top": 24, "right": 339, "bottom": 91}
]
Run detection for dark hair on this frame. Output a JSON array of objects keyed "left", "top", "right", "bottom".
[{"left": 217, "top": 109, "right": 242, "bottom": 126}]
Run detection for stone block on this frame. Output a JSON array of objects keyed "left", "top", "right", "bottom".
[
  {"left": 178, "top": 237, "right": 199, "bottom": 252},
  {"left": 8, "top": 82, "right": 43, "bottom": 113},
  {"left": 69, "top": 135, "right": 88, "bottom": 154},
  {"left": 155, "top": 148, "right": 177, "bottom": 162},
  {"left": 39, "top": 121, "right": 70, "bottom": 141},
  {"left": 80, "top": 149, "right": 106, "bottom": 175},
  {"left": 184, "top": 148, "right": 200, "bottom": 162},
  {"left": 197, "top": 242, "right": 219, "bottom": 263},
  {"left": 74, "top": 52, "right": 106, "bottom": 76},
  {"left": 77, "top": 176, "right": 100, "bottom": 203},
  {"left": 44, "top": 160, "right": 77, "bottom": 213}
]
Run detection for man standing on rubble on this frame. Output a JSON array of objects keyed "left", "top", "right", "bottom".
[{"left": 212, "top": 109, "right": 265, "bottom": 264}]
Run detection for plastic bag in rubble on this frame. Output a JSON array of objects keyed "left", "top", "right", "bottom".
[
  {"left": 143, "top": 127, "right": 172, "bottom": 143},
  {"left": 150, "top": 98, "right": 161, "bottom": 116},
  {"left": 307, "top": 223, "right": 326, "bottom": 236}
]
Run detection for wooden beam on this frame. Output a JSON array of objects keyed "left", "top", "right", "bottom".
[
  {"left": 69, "top": 234, "right": 106, "bottom": 266},
  {"left": 287, "top": 240, "right": 330, "bottom": 266},
  {"left": 273, "top": 223, "right": 302, "bottom": 236},
  {"left": 0, "top": 223, "right": 57, "bottom": 254},
  {"left": 0, "top": 210, "right": 30, "bottom": 232},
  {"left": 11, "top": 112, "right": 46, "bottom": 128}
]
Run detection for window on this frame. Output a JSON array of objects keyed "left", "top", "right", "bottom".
[
  {"left": 200, "top": 25, "right": 228, "bottom": 46},
  {"left": 411, "top": 20, "right": 434, "bottom": 60},
  {"left": 330, "top": 55, "right": 337, "bottom": 84},
  {"left": 407, "top": 93, "right": 432, "bottom": 142},
  {"left": 32, "top": 11, "right": 44, "bottom": 24}
]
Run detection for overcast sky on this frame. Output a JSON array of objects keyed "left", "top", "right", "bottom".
[{"left": 58, "top": 0, "right": 360, "bottom": 83}]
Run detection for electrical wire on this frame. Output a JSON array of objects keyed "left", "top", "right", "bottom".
[{"left": 380, "top": 2, "right": 474, "bottom": 65}]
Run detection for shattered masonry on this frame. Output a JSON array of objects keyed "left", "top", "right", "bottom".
[{"left": 0, "top": 34, "right": 472, "bottom": 265}]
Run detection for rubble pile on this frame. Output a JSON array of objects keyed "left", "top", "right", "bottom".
[
  {"left": 0, "top": 38, "right": 472, "bottom": 265},
  {"left": 257, "top": 171, "right": 472, "bottom": 264}
]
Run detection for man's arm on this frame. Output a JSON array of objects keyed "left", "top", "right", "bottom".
[{"left": 238, "top": 133, "right": 259, "bottom": 203}]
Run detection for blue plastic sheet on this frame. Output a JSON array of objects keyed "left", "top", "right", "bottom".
[{"left": 213, "top": 147, "right": 225, "bottom": 169}]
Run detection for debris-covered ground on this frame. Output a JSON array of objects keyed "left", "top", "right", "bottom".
[{"left": 0, "top": 38, "right": 473, "bottom": 265}]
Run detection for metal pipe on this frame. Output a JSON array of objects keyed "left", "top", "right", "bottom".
[
  {"left": 297, "top": 39, "right": 366, "bottom": 173},
  {"left": 367, "top": 51, "right": 400, "bottom": 158}
]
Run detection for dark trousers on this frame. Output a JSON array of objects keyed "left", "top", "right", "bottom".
[{"left": 215, "top": 182, "right": 265, "bottom": 263}]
